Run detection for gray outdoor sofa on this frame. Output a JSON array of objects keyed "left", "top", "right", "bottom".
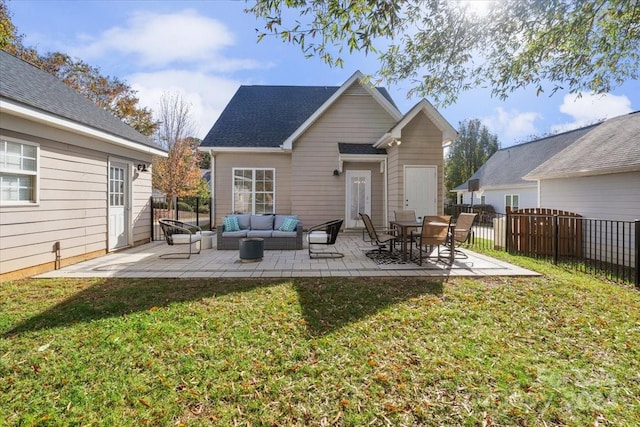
[{"left": 217, "top": 214, "right": 303, "bottom": 250}]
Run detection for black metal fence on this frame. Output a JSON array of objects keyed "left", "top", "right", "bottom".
[
  {"left": 151, "top": 196, "right": 212, "bottom": 241},
  {"left": 446, "top": 204, "right": 639, "bottom": 287}
]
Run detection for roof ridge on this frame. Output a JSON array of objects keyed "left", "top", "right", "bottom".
[{"left": 500, "top": 121, "right": 602, "bottom": 150}]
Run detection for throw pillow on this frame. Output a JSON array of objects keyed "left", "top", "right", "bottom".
[
  {"left": 223, "top": 216, "right": 240, "bottom": 232},
  {"left": 279, "top": 217, "right": 298, "bottom": 232}
]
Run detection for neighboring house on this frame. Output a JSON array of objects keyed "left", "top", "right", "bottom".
[
  {"left": 199, "top": 71, "right": 457, "bottom": 229},
  {"left": 524, "top": 111, "right": 640, "bottom": 221},
  {"left": 0, "top": 50, "right": 167, "bottom": 280},
  {"left": 454, "top": 123, "right": 600, "bottom": 213}
]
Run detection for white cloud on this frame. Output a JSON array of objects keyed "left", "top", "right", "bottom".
[
  {"left": 481, "top": 107, "right": 541, "bottom": 145},
  {"left": 551, "top": 92, "right": 633, "bottom": 133},
  {"left": 72, "top": 9, "right": 247, "bottom": 68},
  {"left": 128, "top": 70, "right": 241, "bottom": 139}
]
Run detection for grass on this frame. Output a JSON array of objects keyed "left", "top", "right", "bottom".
[{"left": 1, "top": 256, "right": 640, "bottom": 426}]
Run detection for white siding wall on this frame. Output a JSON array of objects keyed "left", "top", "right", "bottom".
[
  {"left": 539, "top": 172, "right": 640, "bottom": 268},
  {"left": 539, "top": 172, "right": 640, "bottom": 221},
  {"left": 0, "top": 117, "right": 155, "bottom": 277},
  {"left": 458, "top": 186, "right": 538, "bottom": 213}
]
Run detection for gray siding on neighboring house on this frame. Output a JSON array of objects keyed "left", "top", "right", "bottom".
[{"left": 290, "top": 83, "right": 396, "bottom": 228}]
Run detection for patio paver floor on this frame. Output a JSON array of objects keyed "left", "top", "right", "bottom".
[{"left": 38, "top": 232, "right": 539, "bottom": 279}]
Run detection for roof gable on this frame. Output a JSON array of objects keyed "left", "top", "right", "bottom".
[
  {"left": 374, "top": 99, "right": 457, "bottom": 147},
  {"left": 0, "top": 50, "right": 160, "bottom": 152},
  {"left": 454, "top": 123, "right": 599, "bottom": 191},
  {"left": 524, "top": 111, "right": 640, "bottom": 179},
  {"left": 281, "top": 71, "right": 402, "bottom": 150},
  {"left": 201, "top": 71, "right": 402, "bottom": 151}
]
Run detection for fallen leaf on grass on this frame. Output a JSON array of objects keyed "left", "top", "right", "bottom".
[{"left": 139, "top": 398, "right": 152, "bottom": 408}]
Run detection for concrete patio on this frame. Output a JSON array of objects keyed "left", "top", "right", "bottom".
[{"left": 38, "top": 231, "right": 539, "bottom": 279}]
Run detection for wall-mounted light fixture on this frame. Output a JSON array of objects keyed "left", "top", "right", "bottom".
[
  {"left": 137, "top": 163, "right": 149, "bottom": 172},
  {"left": 333, "top": 169, "right": 340, "bottom": 176}
]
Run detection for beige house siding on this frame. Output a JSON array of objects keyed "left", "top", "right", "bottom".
[
  {"left": 212, "top": 152, "right": 292, "bottom": 225},
  {"left": 291, "top": 83, "right": 396, "bottom": 228},
  {"left": 132, "top": 164, "right": 153, "bottom": 245},
  {"left": 388, "top": 111, "right": 444, "bottom": 217},
  {"left": 0, "top": 118, "right": 155, "bottom": 278}
]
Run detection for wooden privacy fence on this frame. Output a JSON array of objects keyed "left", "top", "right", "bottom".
[{"left": 507, "top": 208, "right": 583, "bottom": 258}]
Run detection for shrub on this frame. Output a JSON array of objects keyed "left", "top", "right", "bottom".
[{"left": 177, "top": 201, "right": 193, "bottom": 212}]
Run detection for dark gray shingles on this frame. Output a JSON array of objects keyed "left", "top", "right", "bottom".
[
  {"left": 201, "top": 85, "right": 395, "bottom": 148},
  {"left": 338, "top": 143, "right": 387, "bottom": 155},
  {"left": 454, "top": 124, "right": 599, "bottom": 190},
  {"left": 526, "top": 111, "right": 640, "bottom": 178},
  {"left": 0, "top": 50, "right": 160, "bottom": 150}
]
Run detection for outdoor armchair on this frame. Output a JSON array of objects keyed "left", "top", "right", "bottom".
[
  {"left": 410, "top": 215, "right": 452, "bottom": 265},
  {"left": 359, "top": 212, "right": 396, "bottom": 252},
  {"left": 445, "top": 212, "right": 477, "bottom": 259},
  {"left": 307, "top": 218, "right": 344, "bottom": 258},
  {"left": 158, "top": 219, "right": 202, "bottom": 259}
]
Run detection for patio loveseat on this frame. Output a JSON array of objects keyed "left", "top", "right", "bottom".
[{"left": 217, "top": 214, "right": 303, "bottom": 250}]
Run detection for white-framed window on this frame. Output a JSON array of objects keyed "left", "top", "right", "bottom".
[
  {"left": 480, "top": 195, "right": 486, "bottom": 205},
  {"left": 505, "top": 194, "right": 519, "bottom": 211},
  {"left": 0, "top": 137, "right": 39, "bottom": 204},
  {"left": 232, "top": 168, "right": 275, "bottom": 214}
]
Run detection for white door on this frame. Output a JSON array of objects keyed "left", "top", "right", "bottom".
[
  {"left": 404, "top": 166, "right": 437, "bottom": 219},
  {"left": 346, "top": 170, "right": 371, "bottom": 228},
  {"left": 108, "top": 162, "right": 129, "bottom": 251}
]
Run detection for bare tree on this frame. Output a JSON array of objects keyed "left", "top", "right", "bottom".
[
  {"left": 155, "top": 92, "right": 196, "bottom": 150},
  {"left": 152, "top": 93, "right": 202, "bottom": 203}
]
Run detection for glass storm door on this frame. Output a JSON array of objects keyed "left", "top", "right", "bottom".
[
  {"left": 346, "top": 170, "right": 371, "bottom": 228},
  {"left": 108, "top": 162, "right": 129, "bottom": 250}
]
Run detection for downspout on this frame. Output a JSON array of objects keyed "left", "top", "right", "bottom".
[
  {"left": 210, "top": 150, "right": 216, "bottom": 227},
  {"left": 384, "top": 157, "right": 388, "bottom": 227}
]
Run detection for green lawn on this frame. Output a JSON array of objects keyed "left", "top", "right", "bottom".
[{"left": 1, "top": 256, "right": 639, "bottom": 426}]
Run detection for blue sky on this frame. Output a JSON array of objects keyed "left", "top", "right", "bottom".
[{"left": 7, "top": 0, "right": 639, "bottom": 146}]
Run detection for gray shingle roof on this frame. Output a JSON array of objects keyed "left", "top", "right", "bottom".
[
  {"left": 338, "top": 142, "right": 386, "bottom": 155},
  {"left": 200, "top": 85, "right": 395, "bottom": 148},
  {"left": 454, "top": 123, "right": 600, "bottom": 191},
  {"left": 525, "top": 111, "right": 640, "bottom": 179},
  {"left": 0, "top": 50, "right": 159, "bottom": 149}
]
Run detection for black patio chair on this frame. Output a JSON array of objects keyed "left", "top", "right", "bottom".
[
  {"left": 307, "top": 218, "right": 344, "bottom": 258},
  {"left": 359, "top": 212, "right": 396, "bottom": 252},
  {"left": 158, "top": 219, "right": 202, "bottom": 259}
]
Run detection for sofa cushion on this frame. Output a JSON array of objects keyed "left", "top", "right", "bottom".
[
  {"left": 278, "top": 217, "right": 299, "bottom": 232},
  {"left": 223, "top": 216, "right": 240, "bottom": 232},
  {"left": 274, "top": 214, "right": 298, "bottom": 230},
  {"left": 271, "top": 230, "right": 297, "bottom": 238},
  {"left": 247, "top": 230, "right": 273, "bottom": 238},
  {"left": 251, "top": 215, "right": 274, "bottom": 230},
  {"left": 237, "top": 214, "right": 251, "bottom": 230},
  {"left": 222, "top": 230, "right": 247, "bottom": 238}
]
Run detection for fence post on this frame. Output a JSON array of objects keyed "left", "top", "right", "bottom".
[
  {"left": 196, "top": 197, "right": 200, "bottom": 227},
  {"left": 150, "top": 196, "right": 154, "bottom": 241},
  {"left": 175, "top": 197, "right": 179, "bottom": 221},
  {"left": 505, "top": 213, "right": 511, "bottom": 253},
  {"left": 635, "top": 219, "right": 639, "bottom": 288},
  {"left": 553, "top": 215, "right": 559, "bottom": 264}
]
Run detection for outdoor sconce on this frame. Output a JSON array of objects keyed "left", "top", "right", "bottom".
[{"left": 333, "top": 169, "right": 340, "bottom": 176}]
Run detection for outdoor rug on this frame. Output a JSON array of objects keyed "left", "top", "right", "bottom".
[{"left": 363, "top": 248, "right": 504, "bottom": 271}]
